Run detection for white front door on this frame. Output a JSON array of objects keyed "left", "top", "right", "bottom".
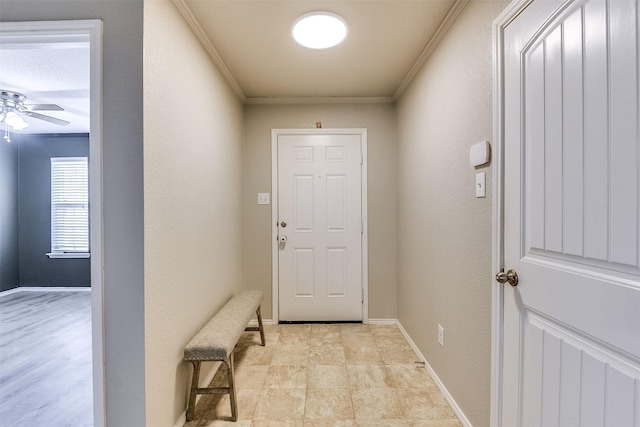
[
  {"left": 274, "top": 130, "right": 364, "bottom": 322},
  {"left": 498, "top": 0, "right": 640, "bottom": 425}
]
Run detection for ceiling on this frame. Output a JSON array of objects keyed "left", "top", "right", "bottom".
[
  {"left": 0, "top": 41, "right": 90, "bottom": 135},
  {"left": 0, "top": 0, "right": 461, "bottom": 134},
  {"left": 179, "top": 0, "right": 460, "bottom": 102}
]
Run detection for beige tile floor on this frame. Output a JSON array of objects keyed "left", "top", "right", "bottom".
[{"left": 184, "top": 323, "right": 462, "bottom": 427}]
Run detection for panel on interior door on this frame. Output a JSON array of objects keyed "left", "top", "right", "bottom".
[
  {"left": 326, "top": 146, "right": 347, "bottom": 162},
  {"left": 326, "top": 248, "right": 347, "bottom": 297},
  {"left": 523, "top": 0, "right": 639, "bottom": 273},
  {"left": 294, "top": 175, "right": 314, "bottom": 232},
  {"left": 294, "top": 248, "right": 314, "bottom": 297},
  {"left": 522, "top": 313, "right": 640, "bottom": 426},
  {"left": 326, "top": 175, "right": 347, "bottom": 232},
  {"left": 294, "top": 146, "right": 313, "bottom": 162}
]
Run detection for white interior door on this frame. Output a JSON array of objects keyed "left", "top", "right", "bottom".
[
  {"left": 275, "top": 131, "right": 363, "bottom": 322},
  {"left": 499, "top": 0, "right": 640, "bottom": 425}
]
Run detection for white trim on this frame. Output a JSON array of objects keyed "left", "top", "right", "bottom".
[
  {"left": 247, "top": 318, "right": 275, "bottom": 327},
  {"left": 366, "top": 318, "right": 397, "bottom": 326},
  {"left": 490, "top": 2, "right": 532, "bottom": 426},
  {"left": 46, "top": 252, "right": 91, "bottom": 259},
  {"left": 271, "top": 128, "right": 369, "bottom": 324},
  {"left": 246, "top": 97, "right": 394, "bottom": 105},
  {"left": 360, "top": 130, "right": 369, "bottom": 323},
  {"left": 173, "top": 361, "right": 224, "bottom": 427},
  {"left": 393, "top": 0, "right": 470, "bottom": 101},
  {"left": 173, "top": 411, "right": 186, "bottom": 427},
  {"left": 0, "top": 19, "right": 106, "bottom": 427},
  {"left": 396, "top": 321, "right": 473, "bottom": 427},
  {"left": 172, "top": 0, "right": 247, "bottom": 103},
  {"left": 271, "top": 136, "right": 280, "bottom": 323},
  {"left": 0, "top": 287, "right": 91, "bottom": 296}
]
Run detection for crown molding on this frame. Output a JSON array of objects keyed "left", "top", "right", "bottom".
[
  {"left": 173, "top": 0, "right": 247, "bottom": 103},
  {"left": 393, "top": 0, "right": 469, "bottom": 101},
  {"left": 245, "top": 96, "right": 395, "bottom": 105}
]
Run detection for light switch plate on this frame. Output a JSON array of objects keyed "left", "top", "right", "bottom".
[
  {"left": 257, "top": 193, "right": 270, "bottom": 205},
  {"left": 476, "top": 173, "right": 486, "bottom": 198}
]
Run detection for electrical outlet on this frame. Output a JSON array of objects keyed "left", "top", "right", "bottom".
[{"left": 438, "top": 324, "right": 444, "bottom": 348}]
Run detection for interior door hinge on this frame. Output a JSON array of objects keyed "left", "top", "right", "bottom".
[
  {"left": 361, "top": 221, "right": 363, "bottom": 234},
  {"left": 361, "top": 289, "right": 364, "bottom": 304}
]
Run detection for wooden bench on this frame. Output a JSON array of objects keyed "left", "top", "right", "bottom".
[{"left": 184, "top": 290, "right": 265, "bottom": 421}]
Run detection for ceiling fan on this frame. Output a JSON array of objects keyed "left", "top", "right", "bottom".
[{"left": 0, "top": 89, "right": 70, "bottom": 138}]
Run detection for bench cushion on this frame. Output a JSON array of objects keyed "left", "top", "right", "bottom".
[{"left": 184, "top": 290, "right": 263, "bottom": 361}]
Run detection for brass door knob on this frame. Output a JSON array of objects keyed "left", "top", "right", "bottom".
[{"left": 496, "top": 269, "right": 518, "bottom": 286}]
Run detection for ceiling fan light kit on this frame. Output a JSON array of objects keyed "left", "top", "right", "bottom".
[
  {"left": 0, "top": 89, "right": 69, "bottom": 142},
  {"left": 292, "top": 12, "right": 348, "bottom": 49}
]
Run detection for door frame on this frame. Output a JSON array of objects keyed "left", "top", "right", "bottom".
[
  {"left": 0, "top": 19, "right": 105, "bottom": 427},
  {"left": 271, "top": 128, "right": 368, "bottom": 324},
  {"left": 491, "top": 1, "right": 532, "bottom": 425}
]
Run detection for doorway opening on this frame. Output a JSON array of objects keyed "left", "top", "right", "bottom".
[{"left": 0, "top": 20, "right": 104, "bottom": 426}]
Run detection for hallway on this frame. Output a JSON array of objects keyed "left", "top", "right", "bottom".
[{"left": 186, "top": 323, "right": 461, "bottom": 426}]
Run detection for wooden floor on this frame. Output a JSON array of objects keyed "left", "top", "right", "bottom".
[{"left": 0, "top": 290, "right": 93, "bottom": 427}]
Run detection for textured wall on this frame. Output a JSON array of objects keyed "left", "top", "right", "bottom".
[
  {"left": 395, "top": 2, "right": 508, "bottom": 426},
  {"left": 0, "top": 136, "right": 19, "bottom": 292},
  {"left": 0, "top": 1, "right": 146, "bottom": 425},
  {"left": 243, "top": 103, "right": 397, "bottom": 321},
  {"left": 17, "top": 134, "right": 90, "bottom": 288},
  {"left": 143, "top": 0, "right": 245, "bottom": 425}
]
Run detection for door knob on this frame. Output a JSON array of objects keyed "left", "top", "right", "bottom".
[
  {"left": 496, "top": 269, "right": 518, "bottom": 286},
  {"left": 279, "top": 235, "right": 288, "bottom": 243}
]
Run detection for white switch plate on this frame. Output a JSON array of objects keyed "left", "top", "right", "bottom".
[
  {"left": 257, "top": 193, "right": 270, "bottom": 205},
  {"left": 475, "top": 172, "right": 486, "bottom": 198},
  {"left": 438, "top": 324, "right": 444, "bottom": 348}
]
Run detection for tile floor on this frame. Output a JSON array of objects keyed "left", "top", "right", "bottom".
[{"left": 184, "top": 323, "right": 462, "bottom": 427}]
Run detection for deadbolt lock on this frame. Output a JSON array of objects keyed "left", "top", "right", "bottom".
[{"left": 280, "top": 221, "right": 287, "bottom": 228}]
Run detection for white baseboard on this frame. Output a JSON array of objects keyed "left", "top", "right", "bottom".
[
  {"left": 0, "top": 286, "right": 91, "bottom": 298},
  {"left": 247, "top": 318, "right": 275, "bottom": 327},
  {"left": 174, "top": 360, "right": 223, "bottom": 427},
  {"left": 395, "top": 321, "right": 473, "bottom": 427},
  {"left": 174, "top": 409, "right": 186, "bottom": 427},
  {"left": 367, "top": 318, "right": 398, "bottom": 325}
]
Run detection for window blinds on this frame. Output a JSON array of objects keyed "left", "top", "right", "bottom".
[{"left": 51, "top": 157, "right": 89, "bottom": 253}]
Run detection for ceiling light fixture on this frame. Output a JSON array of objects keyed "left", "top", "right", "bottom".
[
  {"left": 0, "top": 89, "right": 69, "bottom": 143},
  {"left": 292, "top": 12, "right": 348, "bottom": 50}
]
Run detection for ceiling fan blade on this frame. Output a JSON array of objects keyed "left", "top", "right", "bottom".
[
  {"left": 24, "top": 104, "right": 64, "bottom": 111},
  {"left": 23, "top": 111, "right": 70, "bottom": 126}
]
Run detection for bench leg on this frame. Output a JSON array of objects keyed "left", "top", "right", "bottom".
[
  {"left": 225, "top": 352, "right": 238, "bottom": 421},
  {"left": 186, "top": 361, "right": 201, "bottom": 421},
  {"left": 256, "top": 306, "right": 266, "bottom": 346}
]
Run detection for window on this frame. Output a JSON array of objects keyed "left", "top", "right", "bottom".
[{"left": 47, "top": 157, "right": 90, "bottom": 258}]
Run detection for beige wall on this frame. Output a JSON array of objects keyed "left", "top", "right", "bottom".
[
  {"left": 143, "top": 1, "right": 244, "bottom": 425},
  {"left": 243, "top": 103, "right": 397, "bottom": 321},
  {"left": 396, "top": 2, "right": 507, "bottom": 426}
]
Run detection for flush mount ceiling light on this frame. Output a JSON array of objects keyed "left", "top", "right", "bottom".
[{"left": 292, "top": 12, "right": 348, "bottom": 49}]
